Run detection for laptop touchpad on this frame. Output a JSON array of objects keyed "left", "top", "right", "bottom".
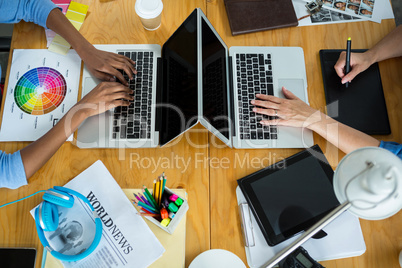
[
  {"left": 83, "top": 77, "right": 101, "bottom": 97},
  {"left": 277, "top": 79, "right": 306, "bottom": 102}
]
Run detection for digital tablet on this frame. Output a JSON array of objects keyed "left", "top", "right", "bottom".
[
  {"left": 0, "top": 247, "right": 36, "bottom": 268},
  {"left": 237, "top": 145, "right": 340, "bottom": 246},
  {"left": 319, "top": 49, "right": 391, "bottom": 135}
]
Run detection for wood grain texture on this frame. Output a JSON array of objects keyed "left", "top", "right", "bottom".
[
  {"left": 207, "top": 0, "right": 402, "bottom": 267},
  {"left": 1, "top": 0, "right": 402, "bottom": 268},
  {"left": 0, "top": 1, "right": 208, "bottom": 268}
]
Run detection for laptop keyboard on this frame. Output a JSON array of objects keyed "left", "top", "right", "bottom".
[
  {"left": 235, "top": 53, "right": 278, "bottom": 140},
  {"left": 112, "top": 51, "right": 154, "bottom": 140}
]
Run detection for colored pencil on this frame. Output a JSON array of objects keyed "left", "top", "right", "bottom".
[
  {"left": 159, "top": 177, "right": 163, "bottom": 205},
  {"left": 153, "top": 180, "right": 157, "bottom": 200},
  {"left": 142, "top": 187, "right": 158, "bottom": 209},
  {"left": 161, "top": 174, "right": 166, "bottom": 198},
  {"left": 131, "top": 199, "right": 154, "bottom": 214},
  {"left": 133, "top": 199, "right": 159, "bottom": 213},
  {"left": 133, "top": 193, "right": 142, "bottom": 202},
  {"left": 138, "top": 212, "right": 159, "bottom": 217},
  {"left": 138, "top": 193, "right": 152, "bottom": 207},
  {"left": 155, "top": 178, "right": 161, "bottom": 207}
]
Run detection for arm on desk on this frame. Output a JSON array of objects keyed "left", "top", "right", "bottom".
[
  {"left": 252, "top": 87, "right": 380, "bottom": 154},
  {"left": 46, "top": 8, "right": 136, "bottom": 85},
  {"left": 334, "top": 25, "right": 402, "bottom": 84},
  {"left": 20, "top": 82, "right": 133, "bottom": 179}
]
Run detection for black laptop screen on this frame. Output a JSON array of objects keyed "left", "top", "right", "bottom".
[
  {"left": 201, "top": 18, "right": 230, "bottom": 140},
  {"left": 160, "top": 10, "right": 198, "bottom": 146}
]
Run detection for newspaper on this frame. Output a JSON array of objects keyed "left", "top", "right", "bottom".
[{"left": 30, "top": 160, "right": 165, "bottom": 268}]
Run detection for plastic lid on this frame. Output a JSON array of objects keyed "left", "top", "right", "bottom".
[{"left": 135, "top": 0, "right": 163, "bottom": 19}]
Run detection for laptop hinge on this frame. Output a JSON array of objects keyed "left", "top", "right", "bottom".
[
  {"left": 155, "top": 57, "right": 163, "bottom": 133},
  {"left": 228, "top": 56, "right": 236, "bottom": 137}
]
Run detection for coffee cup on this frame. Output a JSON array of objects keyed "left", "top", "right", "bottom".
[{"left": 135, "top": 0, "right": 163, "bottom": 31}]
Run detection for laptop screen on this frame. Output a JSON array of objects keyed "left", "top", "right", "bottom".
[
  {"left": 201, "top": 18, "right": 230, "bottom": 140},
  {"left": 160, "top": 10, "right": 198, "bottom": 146}
]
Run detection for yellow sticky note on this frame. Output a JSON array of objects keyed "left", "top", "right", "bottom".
[
  {"left": 68, "top": 1, "right": 89, "bottom": 14},
  {"left": 70, "top": 20, "right": 82, "bottom": 30},
  {"left": 48, "top": 35, "right": 71, "bottom": 55},
  {"left": 66, "top": 10, "right": 86, "bottom": 23}
]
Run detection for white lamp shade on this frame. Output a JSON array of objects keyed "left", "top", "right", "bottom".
[{"left": 333, "top": 147, "right": 402, "bottom": 220}]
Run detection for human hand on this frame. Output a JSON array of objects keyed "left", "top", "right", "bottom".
[
  {"left": 73, "top": 82, "right": 133, "bottom": 118},
  {"left": 334, "top": 51, "right": 373, "bottom": 84},
  {"left": 251, "top": 87, "right": 321, "bottom": 128},
  {"left": 80, "top": 46, "right": 137, "bottom": 86}
]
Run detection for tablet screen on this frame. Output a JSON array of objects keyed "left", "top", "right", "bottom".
[
  {"left": 0, "top": 248, "right": 36, "bottom": 267},
  {"left": 238, "top": 145, "right": 340, "bottom": 246}
]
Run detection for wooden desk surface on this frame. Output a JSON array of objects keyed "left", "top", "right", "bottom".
[
  {"left": 207, "top": 1, "right": 402, "bottom": 268},
  {"left": 0, "top": 0, "right": 401, "bottom": 268}
]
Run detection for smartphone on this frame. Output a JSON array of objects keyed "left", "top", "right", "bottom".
[{"left": 0, "top": 248, "right": 37, "bottom": 268}]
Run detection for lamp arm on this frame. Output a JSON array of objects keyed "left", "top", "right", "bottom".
[{"left": 261, "top": 201, "right": 352, "bottom": 268}]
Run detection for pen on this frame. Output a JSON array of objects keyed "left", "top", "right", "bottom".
[{"left": 345, "top": 37, "right": 351, "bottom": 88}]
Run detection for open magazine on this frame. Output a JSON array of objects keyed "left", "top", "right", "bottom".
[{"left": 30, "top": 160, "right": 165, "bottom": 268}]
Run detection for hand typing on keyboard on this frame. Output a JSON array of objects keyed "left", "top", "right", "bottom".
[
  {"left": 75, "top": 82, "right": 134, "bottom": 118},
  {"left": 19, "top": 82, "right": 133, "bottom": 179},
  {"left": 251, "top": 86, "right": 383, "bottom": 155},
  {"left": 251, "top": 87, "right": 319, "bottom": 129},
  {"left": 79, "top": 46, "right": 137, "bottom": 86}
]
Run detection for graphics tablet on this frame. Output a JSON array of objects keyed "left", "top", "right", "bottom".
[
  {"left": 237, "top": 145, "right": 339, "bottom": 246},
  {"left": 319, "top": 49, "right": 391, "bottom": 135}
]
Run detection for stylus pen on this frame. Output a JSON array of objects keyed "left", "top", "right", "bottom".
[{"left": 345, "top": 37, "right": 351, "bottom": 88}]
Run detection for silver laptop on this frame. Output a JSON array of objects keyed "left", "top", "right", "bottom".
[{"left": 77, "top": 9, "right": 313, "bottom": 149}]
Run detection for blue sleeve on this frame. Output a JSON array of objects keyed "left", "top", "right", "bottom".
[
  {"left": 379, "top": 141, "right": 402, "bottom": 159},
  {"left": 0, "top": 0, "right": 58, "bottom": 28},
  {"left": 0, "top": 150, "right": 28, "bottom": 189}
]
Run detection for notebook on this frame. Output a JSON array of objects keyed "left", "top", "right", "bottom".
[
  {"left": 77, "top": 8, "right": 313, "bottom": 149},
  {"left": 224, "top": 0, "right": 298, "bottom": 36},
  {"left": 319, "top": 49, "right": 391, "bottom": 135}
]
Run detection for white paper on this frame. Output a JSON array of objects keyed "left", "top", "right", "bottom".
[
  {"left": 294, "top": 0, "right": 365, "bottom": 26},
  {"left": 30, "top": 161, "right": 165, "bottom": 268},
  {"left": 294, "top": 0, "right": 394, "bottom": 26},
  {"left": 0, "top": 49, "right": 81, "bottom": 141}
]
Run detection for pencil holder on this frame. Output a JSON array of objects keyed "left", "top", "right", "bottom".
[{"left": 147, "top": 187, "right": 189, "bottom": 234}]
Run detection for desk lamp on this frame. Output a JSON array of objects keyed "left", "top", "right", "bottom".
[{"left": 262, "top": 147, "right": 402, "bottom": 268}]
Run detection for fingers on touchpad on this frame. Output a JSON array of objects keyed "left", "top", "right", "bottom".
[{"left": 278, "top": 79, "right": 306, "bottom": 101}]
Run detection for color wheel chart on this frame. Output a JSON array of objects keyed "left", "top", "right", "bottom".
[
  {"left": 0, "top": 49, "right": 81, "bottom": 141},
  {"left": 14, "top": 67, "right": 67, "bottom": 115}
]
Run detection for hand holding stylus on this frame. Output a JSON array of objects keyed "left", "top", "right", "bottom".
[{"left": 334, "top": 51, "right": 374, "bottom": 85}]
